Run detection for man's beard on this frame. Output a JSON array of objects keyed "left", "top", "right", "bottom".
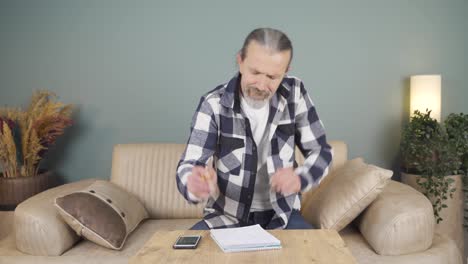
[{"left": 242, "top": 85, "right": 272, "bottom": 109}]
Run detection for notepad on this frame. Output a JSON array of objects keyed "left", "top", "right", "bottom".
[{"left": 210, "top": 224, "right": 282, "bottom": 253}]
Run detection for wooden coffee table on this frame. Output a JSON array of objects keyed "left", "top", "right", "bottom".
[{"left": 130, "top": 229, "right": 358, "bottom": 264}]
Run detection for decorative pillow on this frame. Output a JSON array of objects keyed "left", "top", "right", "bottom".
[
  {"left": 301, "top": 158, "right": 393, "bottom": 231},
  {"left": 55, "top": 180, "right": 149, "bottom": 250}
]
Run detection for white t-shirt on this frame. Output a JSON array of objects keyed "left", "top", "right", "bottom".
[{"left": 240, "top": 96, "right": 272, "bottom": 211}]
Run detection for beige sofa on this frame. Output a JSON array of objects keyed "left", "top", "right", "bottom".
[{"left": 0, "top": 141, "right": 462, "bottom": 264}]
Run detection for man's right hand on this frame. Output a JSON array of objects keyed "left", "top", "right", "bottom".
[{"left": 187, "top": 165, "right": 217, "bottom": 200}]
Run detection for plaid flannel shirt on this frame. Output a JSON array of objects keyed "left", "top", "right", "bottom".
[{"left": 176, "top": 73, "right": 332, "bottom": 229}]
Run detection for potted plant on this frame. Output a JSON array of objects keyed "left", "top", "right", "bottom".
[
  {"left": 444, "top": 112, "right": 468, "bottom": 227},
  {"left": 445, "top": 113, "right": 468, "bottom": 173},
  {"left": 401, "top": 110, "right": 462, "bottom": 222},
  {"left": 400, "top": 109, "right": 464, "bottom": 255},
  {"left": 0, "top": 90, "right": 73, "bottom": 208}
]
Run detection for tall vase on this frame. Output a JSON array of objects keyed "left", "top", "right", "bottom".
[
  {"left": 401, "top": 172, "right": 464, "bottom": 259},
  {"left": 0, "top": 171, "right": 56, "bottom": 210}
]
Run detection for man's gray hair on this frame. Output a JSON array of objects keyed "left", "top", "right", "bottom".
[{"left": 239, "top": 28, "right": 293, "bottom": 65}]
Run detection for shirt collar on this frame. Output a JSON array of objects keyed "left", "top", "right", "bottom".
[{"left": 220, "top": 72, "right": 291, "bottom": 112}]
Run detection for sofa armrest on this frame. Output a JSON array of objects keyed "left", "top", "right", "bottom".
[
  {"left": 15, "top": 179, "right": 97, "bottom": 256},
  {"left": 355, "top": 180, "right": 435, "bottom": 256}
]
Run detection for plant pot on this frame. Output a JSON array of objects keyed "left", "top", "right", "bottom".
[
  {"left": 401, "top": 172, "right": 464, "bottom": 258},
  {"left": 0, "top": 171, "right": 56, "bottom": 209}
]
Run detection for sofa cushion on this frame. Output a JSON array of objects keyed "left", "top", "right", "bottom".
[
  {"left": 109, "top": 143, "right": 207, "bottom": 219},
  {"left": 108, "top": 141, "right": 347, "bottom": 219},
  {"left": 55, "top": 180, "right": 148, "bottom": 250},
  {"left": 355, "top": 180, "right": 435, "bottom": 255},
  {"left": 14, "top": 179, "right": 96, "bottom": 256},
  {"left": 301, "top": 158, "right": 392, "bottom": 231}
]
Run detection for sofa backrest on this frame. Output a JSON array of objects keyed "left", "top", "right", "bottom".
[{"left": 110, "top": 140, "right": 347, "bottom": 219}]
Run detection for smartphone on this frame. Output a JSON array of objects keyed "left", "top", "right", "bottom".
[{"left": 173, "top": 235, "right": 202, "bottom": 249}]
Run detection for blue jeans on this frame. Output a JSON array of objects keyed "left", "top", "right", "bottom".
[{"left": 190, "top": 210, "right": 315, "bottom": 230}]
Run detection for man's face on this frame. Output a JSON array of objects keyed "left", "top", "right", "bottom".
[{"left": 237, "top": 41, "right": 291, "bottom": 108}]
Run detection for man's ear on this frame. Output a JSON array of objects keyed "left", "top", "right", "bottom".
[
  {"left": 286, "top": 65, "right": 291, "bottom": 73},
  {"left": 236, "top": 53, "right": 242, "bottom": 66}
]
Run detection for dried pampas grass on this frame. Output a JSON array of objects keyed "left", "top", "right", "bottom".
[{"left": 0, "top": 91, "right": 73, "bottom": 178}]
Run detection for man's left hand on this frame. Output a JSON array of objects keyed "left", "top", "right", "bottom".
[{"left": 270, "top": 167, "right": 301, "bottom": 196}]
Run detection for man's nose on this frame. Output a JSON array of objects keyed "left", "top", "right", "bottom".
[{"left": 256, "top": 76, "right": 269, "bottom": 91}]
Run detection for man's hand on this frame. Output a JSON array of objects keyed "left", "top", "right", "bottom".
[
  {"left": 187, "top": 165, "right": 218, "bottom": 200},
  {"left": 270, "top": 167, "right": 301, "bottom": 196}
]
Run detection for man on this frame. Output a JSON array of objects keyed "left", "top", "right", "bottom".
[{"left": 176, "top": 28, "right": 332, "bottom": 230}]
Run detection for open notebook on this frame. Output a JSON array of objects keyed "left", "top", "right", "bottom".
[{"left": 210, "top": 224, "right": 282, "bottom": 253}]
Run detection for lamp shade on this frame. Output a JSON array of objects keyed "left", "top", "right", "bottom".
[{"left": 410, "top": 75, "right": 441, "bottom": 122}]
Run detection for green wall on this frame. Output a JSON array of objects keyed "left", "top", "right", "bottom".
[{"left": 1, "top": 0, "right": 467, "bottom": 182}]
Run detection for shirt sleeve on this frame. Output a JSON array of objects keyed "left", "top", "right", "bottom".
[
  {"left": 293, "top": 81, "right": 333, "bottom": 193},
  {"left": 176, "top": 95, "right": 218, "bottom": 204}
]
